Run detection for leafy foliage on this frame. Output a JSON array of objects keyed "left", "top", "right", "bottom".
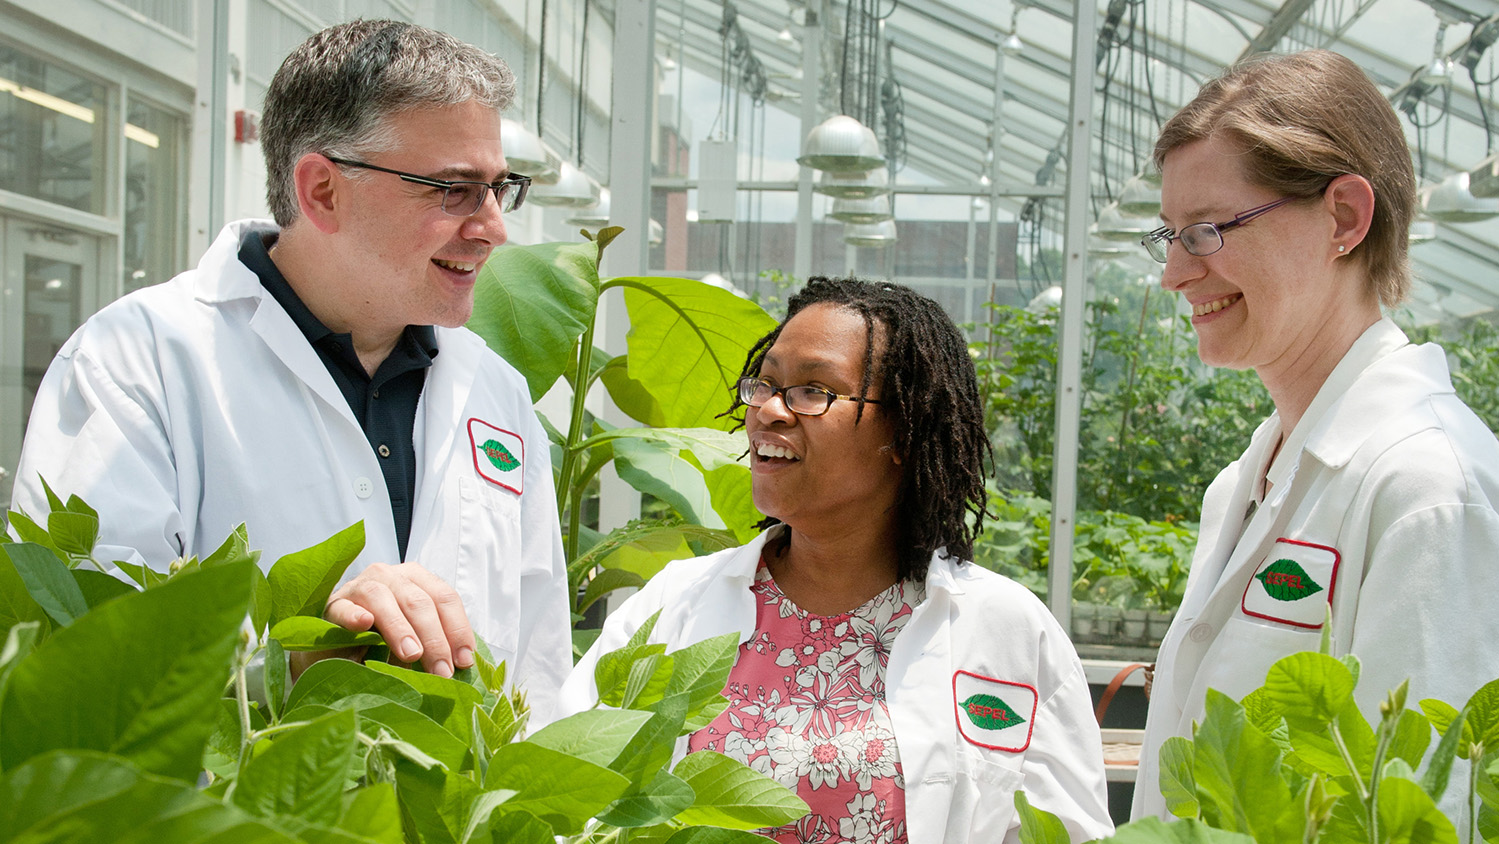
[
  {"left": 1017, "top": 645, "right": 1499, "bottom": 844},
  {"left": 0, "top": 499, "right": 807, "bottom": 842}
]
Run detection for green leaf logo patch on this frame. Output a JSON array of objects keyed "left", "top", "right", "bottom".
[
  {"left": 960, "top": 693, "right": 1025, "bottom": 731},
  {"left": 1255, "top": 559, "right": 1324, "bottom": 602},
  {"left": 481, "top": 439, "right": 520, "bottom": 472}
]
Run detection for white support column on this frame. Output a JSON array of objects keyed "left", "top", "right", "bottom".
[
  {"left": 1047, "top": 0, "right": 1100, "bottom": 628},
  {"left": 597, "top": 0, "right": 657, "bottom": 536}
]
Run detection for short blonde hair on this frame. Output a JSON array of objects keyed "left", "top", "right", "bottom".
[{"left": 1154, "top": 50, "right": 1416, "bottom": 306}]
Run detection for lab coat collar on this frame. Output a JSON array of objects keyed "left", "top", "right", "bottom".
[
  {"left": 1299, "top": 319, "right": 1451, "bottom": 470},
  {"left": 746, "top": 527, "right": 966, "bottom": 598},
  {"left": 193, "top": 220, "right": 277, "bottom": 304}
]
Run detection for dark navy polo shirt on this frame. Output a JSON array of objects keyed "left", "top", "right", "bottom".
[{"left": 238, "top": 231, "right": 435, "bottom": 560}]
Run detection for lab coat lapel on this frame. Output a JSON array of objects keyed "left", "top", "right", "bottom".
[{"left": 409, "top": 327, "right": 481, "bottom": 542}]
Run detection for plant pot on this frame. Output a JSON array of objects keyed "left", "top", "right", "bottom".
[
  {"left": 1095, "top": 605, "right": 1124, "bottom": 642},
  {"left": 1072, "top": 602, "right": 1099, "bottom": 641},
  {"left": 1148, "top": 610, "right": 1175, "bottom": 646},
  {"left": 1122, "top": 608, "right": 1148, "bottom": 642}
]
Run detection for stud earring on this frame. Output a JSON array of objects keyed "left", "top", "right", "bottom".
[{"left": 1337, "top": 245, "right": 1346, "bottom": 252}]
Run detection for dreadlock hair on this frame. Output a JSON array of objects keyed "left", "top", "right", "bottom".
[{"left": 730, "top": 276, "right": 993, "bottom": 582}]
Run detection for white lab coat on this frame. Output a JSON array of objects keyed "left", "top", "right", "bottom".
[
  {"left": 12, "top": 220, "right": 572, "bottom": 721},
  {"left": 561, "top": 529, "right": 1114, "bottom": 844},
  {"left": 1134, "top": 319, "right": 1499, "bottom": 824}
]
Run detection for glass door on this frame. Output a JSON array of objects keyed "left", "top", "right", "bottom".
[{"left": 0, "top": 216, "right": 102, "bottom": 508}]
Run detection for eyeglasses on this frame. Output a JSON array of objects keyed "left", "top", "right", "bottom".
[
  {"left": 1141, "top": 197, "right": 1297, "bottom": 263},
  {"left": 737, "top": 376, "right": 881, "bottom": 417},
  {"left": 325, "top": 155, "right": 531, "bottom": 216}
]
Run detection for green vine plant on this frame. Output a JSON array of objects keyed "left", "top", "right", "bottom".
[
  {"left": 465, "top": 227, "right": 777, "bottom": 655},
  {"left": 1014, "top": 628, "right": 1499, "bottom": 844},
  {"left": 1, "top": 493, "right": 807, "bottom": 842}
]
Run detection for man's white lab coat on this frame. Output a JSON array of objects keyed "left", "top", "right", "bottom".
[{"left": 12, "top": 220, "right": 572, "bottom": 720}]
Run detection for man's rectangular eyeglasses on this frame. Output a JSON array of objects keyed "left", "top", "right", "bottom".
[
  {"left": 737, "top": 377, "right": 881, "bottom": 417},
  {"left": 325, "top": 156, "right": 530, "bottom": 216},
  {"left": 1141, "top": 196, "right": 1296, "bottom": 263}
]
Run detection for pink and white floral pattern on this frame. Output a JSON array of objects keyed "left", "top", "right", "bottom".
[{"left": 689, "top": 558, "right": 922, "bottom": 843}]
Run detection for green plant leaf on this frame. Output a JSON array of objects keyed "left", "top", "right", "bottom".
[
  {"left": 1100, "top": 817, "right": 1256, "bottom": 843},
  {"left": 357, "top": 702, "right": 469, "bottom": 773},
  {"left": 1466, "top": 678, "right": 1499, "bottom": 749},
  {"left": 336, "top": 783, "right": 403, "bottom": 844},
  {"left": 1421, "top": 699, "right": 1475, "bottom": 747},
  {"left": 269, "top": 616, "right": 386, "bottom": 651},
  {"left": 480, "top": 808, "right": 555, "bottom": 844},
  {"left": 469, "top": 239, "right": 601, "bottom": 402},
  {"left": 1421, "top": 703, "right": 1469, "bottom": 801},
  {"left": 1160, "top": 736, "right": 1200, "bottom": 818},
  {"left": 4, "top": 510, "right": 62, "bottom": 559},
  {"left": 614, "top": 436, "right": 727, "bottom": 528},
  {"left": 202, "top": 524, "right": 261, "bottom": 569},
  {"left": 1390, "top": 708, "right": 1433, "bottom": 769},
  {"left": 71, "top": 568, "right": 137, "bottom": 609},
  {"left": 597, "top": 643, "right": 668, "bottom": 708},
  {"left": 4, "top": 542, "right": 88, "bottom": 626},
  {"left": 365, "top": 661, "right": 485, "bottom": 744},
  {"left": 0, "top": 749, "right": 300, "bottom": 844},
  {"left": 283, "top": 657, "right": 423, "bottom": 715},
  {"left": 264, "top": 637, "right": 287, "bottom": 722},
  {"left": 0, "top": 545, "right": 51, "bottom": 643},
  {"left": 1263, "top": 651, "right": 1355, "bottom": 729},
  {"left": 700, "top": 461, "right": 762, "bottom": 543},
  {"left": 1377, "top": 775, "right": 1460, "bottom": 844},
  {"left": 617, "top": 694, "right": 689, "bottom": 785},
  {"left": 601, "top": 354, "right": 668, "bottom": 427},
  {"left": 394, "top": 761, "right": 481, "bottom": 844},
  {"left": 575, "top": 521, "right": 737, "bottom": 584},
  {"left": 665, "top": 633, "right": 739, "bottom": 720},
  {"left": 1192, "top": 689, "right": 1301, "bottom": 843},
  {"left": 525, "top": 709, "right": 656, "bottom": 767},
  {"left": 233, "top": 709, "right": 359, "bottom": 825},
  {"left": 610, "top": 275, "right": 778, "bottom": 430},
  {"left": 656, "top": 829, "right": 769, "bottom": 844},
  {"left": 597, "top": 768, "right": 697, "bottom": 827},
  {"left": 578, "top": 567, "right": 647, "bottom": 616},
  {"left": 671, "top": 750, "right": 810, "bottom": 829},
  {"left": 1015, "top": 790, "right": 1071, "bottom": 844},
  {"left": 47, "top": 510, "right": 99, "bottom": 558},
  {"left": 0, "top": 621, "right": 41, "bottom": 706},
  {"left": 484, "top": 742, "right": 631, "bottom": 835},
  {"left": 266, "top": 522, "right": 364, "bottom": 630},
  {"left": 0, "top": 561, "right": 254, "bottom": 781}
]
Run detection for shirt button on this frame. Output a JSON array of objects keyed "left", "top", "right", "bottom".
[
  {"left": 373, "top": 389, "right": 381, "bottom": 399},
  {"left": 354, "top": 477, "right": 374, "bottom": 499},
  {"left": 378, "top": 444, "right": 391, "bottom": 458},
  {"left": 1189, "top": 623, "right": 1214, "bottom": 642}
]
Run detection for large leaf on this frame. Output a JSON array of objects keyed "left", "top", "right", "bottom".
[
  {"left": 601, "top": 354, "right": 668, "bottom": 427},
  {"left": 71, "top": 569, "right": 137, "bottom": 609},
  {"left": 1015, "top": 791, "right": 1071, "bottom": 844},
  {"left": 1466, "top": 678, "right": 1499, "bottom": 750},
  {"left": 357, "top": 702, "right": 469, "bottom": 773},
  {"left": 664, "top": 633, "right": 739, "bottom": 719},
  {"left": 597, "top": 768, "right": 697, "bottom": 827},
  {"left": 469, "top": 239, "right": 601, "bottom": 402},
  {"left": 364, "top": 661, "right": 484, "bottom": 744},
  {"left": 700, "top": 461, "right": 762, "bottom": 543},
  {"left": 1378, "top": 776, "right": 1460, "bottom": 844},
  {"left": 1102, "top": 817, "right": 1256, "bottom": 843},
  {"left": 1191, "top": 689, "right": 1301, "bottom": 843},
  {"left": 610, "top": 276, "right": 777, "bottom": 430},
  {"left": 1159, "top": 736, "right": 1200, "bottom": 819},
  {"left": 0, "top": 750, "right": 299, "bottom": 844},
  {"left": 672, "top": 750, "right": 810, "bottom": 829},
  {"left": 283, "top": 657, "right": 423, "bottom": 715},
  {"left": 336, "top": 784, "right": 403, "bottom": 844},
  {"left": 575, "top": 520, "right": 738, "bottom": 584},
  {"left": 3, "top": 542, "right": 88, "bottom": 626},
  {"left": 233, "top": 709, "right": 359, "bottom": 825},
  {"left": 614, "top": 437, "right": 725, "bottom": 528},
  {"left": 526, "top": 709, "right": 656, "bottom": 767},
  {"left": 0, "top": 561, "right": 254, "bottom": 781},
  {"left": 484, "top": 742, "right": 631, "bottom": 835},
  {"left": 265, "top": 522, "right": 365, "bottom": 630},
  {"left": 270, "top": 616, "right": 385, "bottom": 651},
  {"left": 394, "top": 761, "right": 481, "bottom": 844},
  {"left": 0, "top": 545, "right": 52, "bottom": 642},
  {"left": 1263, "top": 652, "right": 1355, "bottom": 730},
  {"left": 1422, "top": 704, "right": 1470, "bottom": 801},
  {"left": 0, "top": 622, "right": 41, "bottom": 709}
]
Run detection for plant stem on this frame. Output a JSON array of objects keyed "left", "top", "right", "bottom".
[
  {"left": 1471, "top": 747, "right": 1481, "bottom": 844},
  {"left": 235, "top": 645, "right": 254, "bottom": 771},
  {"left": 1330, "top": 719, "right": 1371, "bottom": 802},
  {"left": 559, "top": 319, "right": 601, "bottom": 564},
  {"left": 246, "top": 720, "right": 312, "bottom": 744}
]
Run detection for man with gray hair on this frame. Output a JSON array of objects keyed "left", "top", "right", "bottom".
[{"left": 11, "top": 20, "right": 571, "bottom": 718}]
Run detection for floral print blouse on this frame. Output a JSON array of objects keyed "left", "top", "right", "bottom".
[{"left": 688, "top": 557, "right": 925, "bottom": 843}]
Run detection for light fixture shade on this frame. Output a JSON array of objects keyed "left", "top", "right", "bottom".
[
  {"left": 829, "top": 195, "right": 893, "bottom": 224},
  {"left": 565, "top": 187, "right": 611, "bottom": 227},
  {"left": 815, "top": 167, "right": 890, "bottom": 198},
  {"left": 501, "top": 119, "right": 552, "bottom": 180},
  {"left": 843, "top": 219, "right": 897, "bottom": 247},
  {"left": 1422, "top": 172, "right": 1499, "bottom": 222},
  {"left": 1409, "top": 217, "right": 1438, "bottom": 244},
  {"left": 798, "top": 115, "right": 885, "bottom": 172},
  {"left": 1469, "top": 152, "right": 1499, "bottom": 198},
  {"left": 1094, "top": 201, "right": 1157, "bottom": 242},
  {"left": 530, "top": 162, "right": 598, "bottom": 208},
  {"left": 1118, "top": 175, "right": 1162, "bottom": 217}
]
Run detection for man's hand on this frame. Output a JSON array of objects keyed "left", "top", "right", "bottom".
[{"left": 292, "top": 562, "right": 477, "bottom": 680}]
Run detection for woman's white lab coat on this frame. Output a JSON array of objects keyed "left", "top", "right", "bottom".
[
  {"left": 561, "top": 529, "right": 1115, "bottom": 844},
  {"left": 1133, "top": 319, "right": 1499, "bottom": 823},
  {"left": 12, "top": 220, "right": 572, "bottom": 720}
]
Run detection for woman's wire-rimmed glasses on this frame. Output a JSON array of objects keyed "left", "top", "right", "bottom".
[
  {"left": 1141, "top": 196, "right": 1298, "bottom": 263},
  {"left": 324, "top": 155, "right": 531, "bottom": 216},
  {"left": 737, "top": 377, "right": 881, "bottom": 417}
]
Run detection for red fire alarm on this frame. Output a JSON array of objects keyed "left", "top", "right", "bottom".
[{"left": 235, "top": 110, "right": 260, "bottom": 143}]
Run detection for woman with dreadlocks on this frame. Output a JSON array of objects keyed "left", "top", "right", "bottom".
[{"left": 561, "top": 277, "right": 1112, "bottom": 843}]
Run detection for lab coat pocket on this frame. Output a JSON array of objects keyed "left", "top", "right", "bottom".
[
  {"left": 455, "top": 475, "right": 522, "bottom": 661},
  {"left": 949, "top": 746, "right": 1025, "bottom": 839}
]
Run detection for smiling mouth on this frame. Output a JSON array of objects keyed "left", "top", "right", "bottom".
[
  {"left": 755, "top": 443, "right": 800, "bottom": 462},
  {"left": 1194, "top": 293, "right": 1242, "bottom": 316},
  {"left": 433, "top": 258, "right": 479, "bottom": 273}
]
